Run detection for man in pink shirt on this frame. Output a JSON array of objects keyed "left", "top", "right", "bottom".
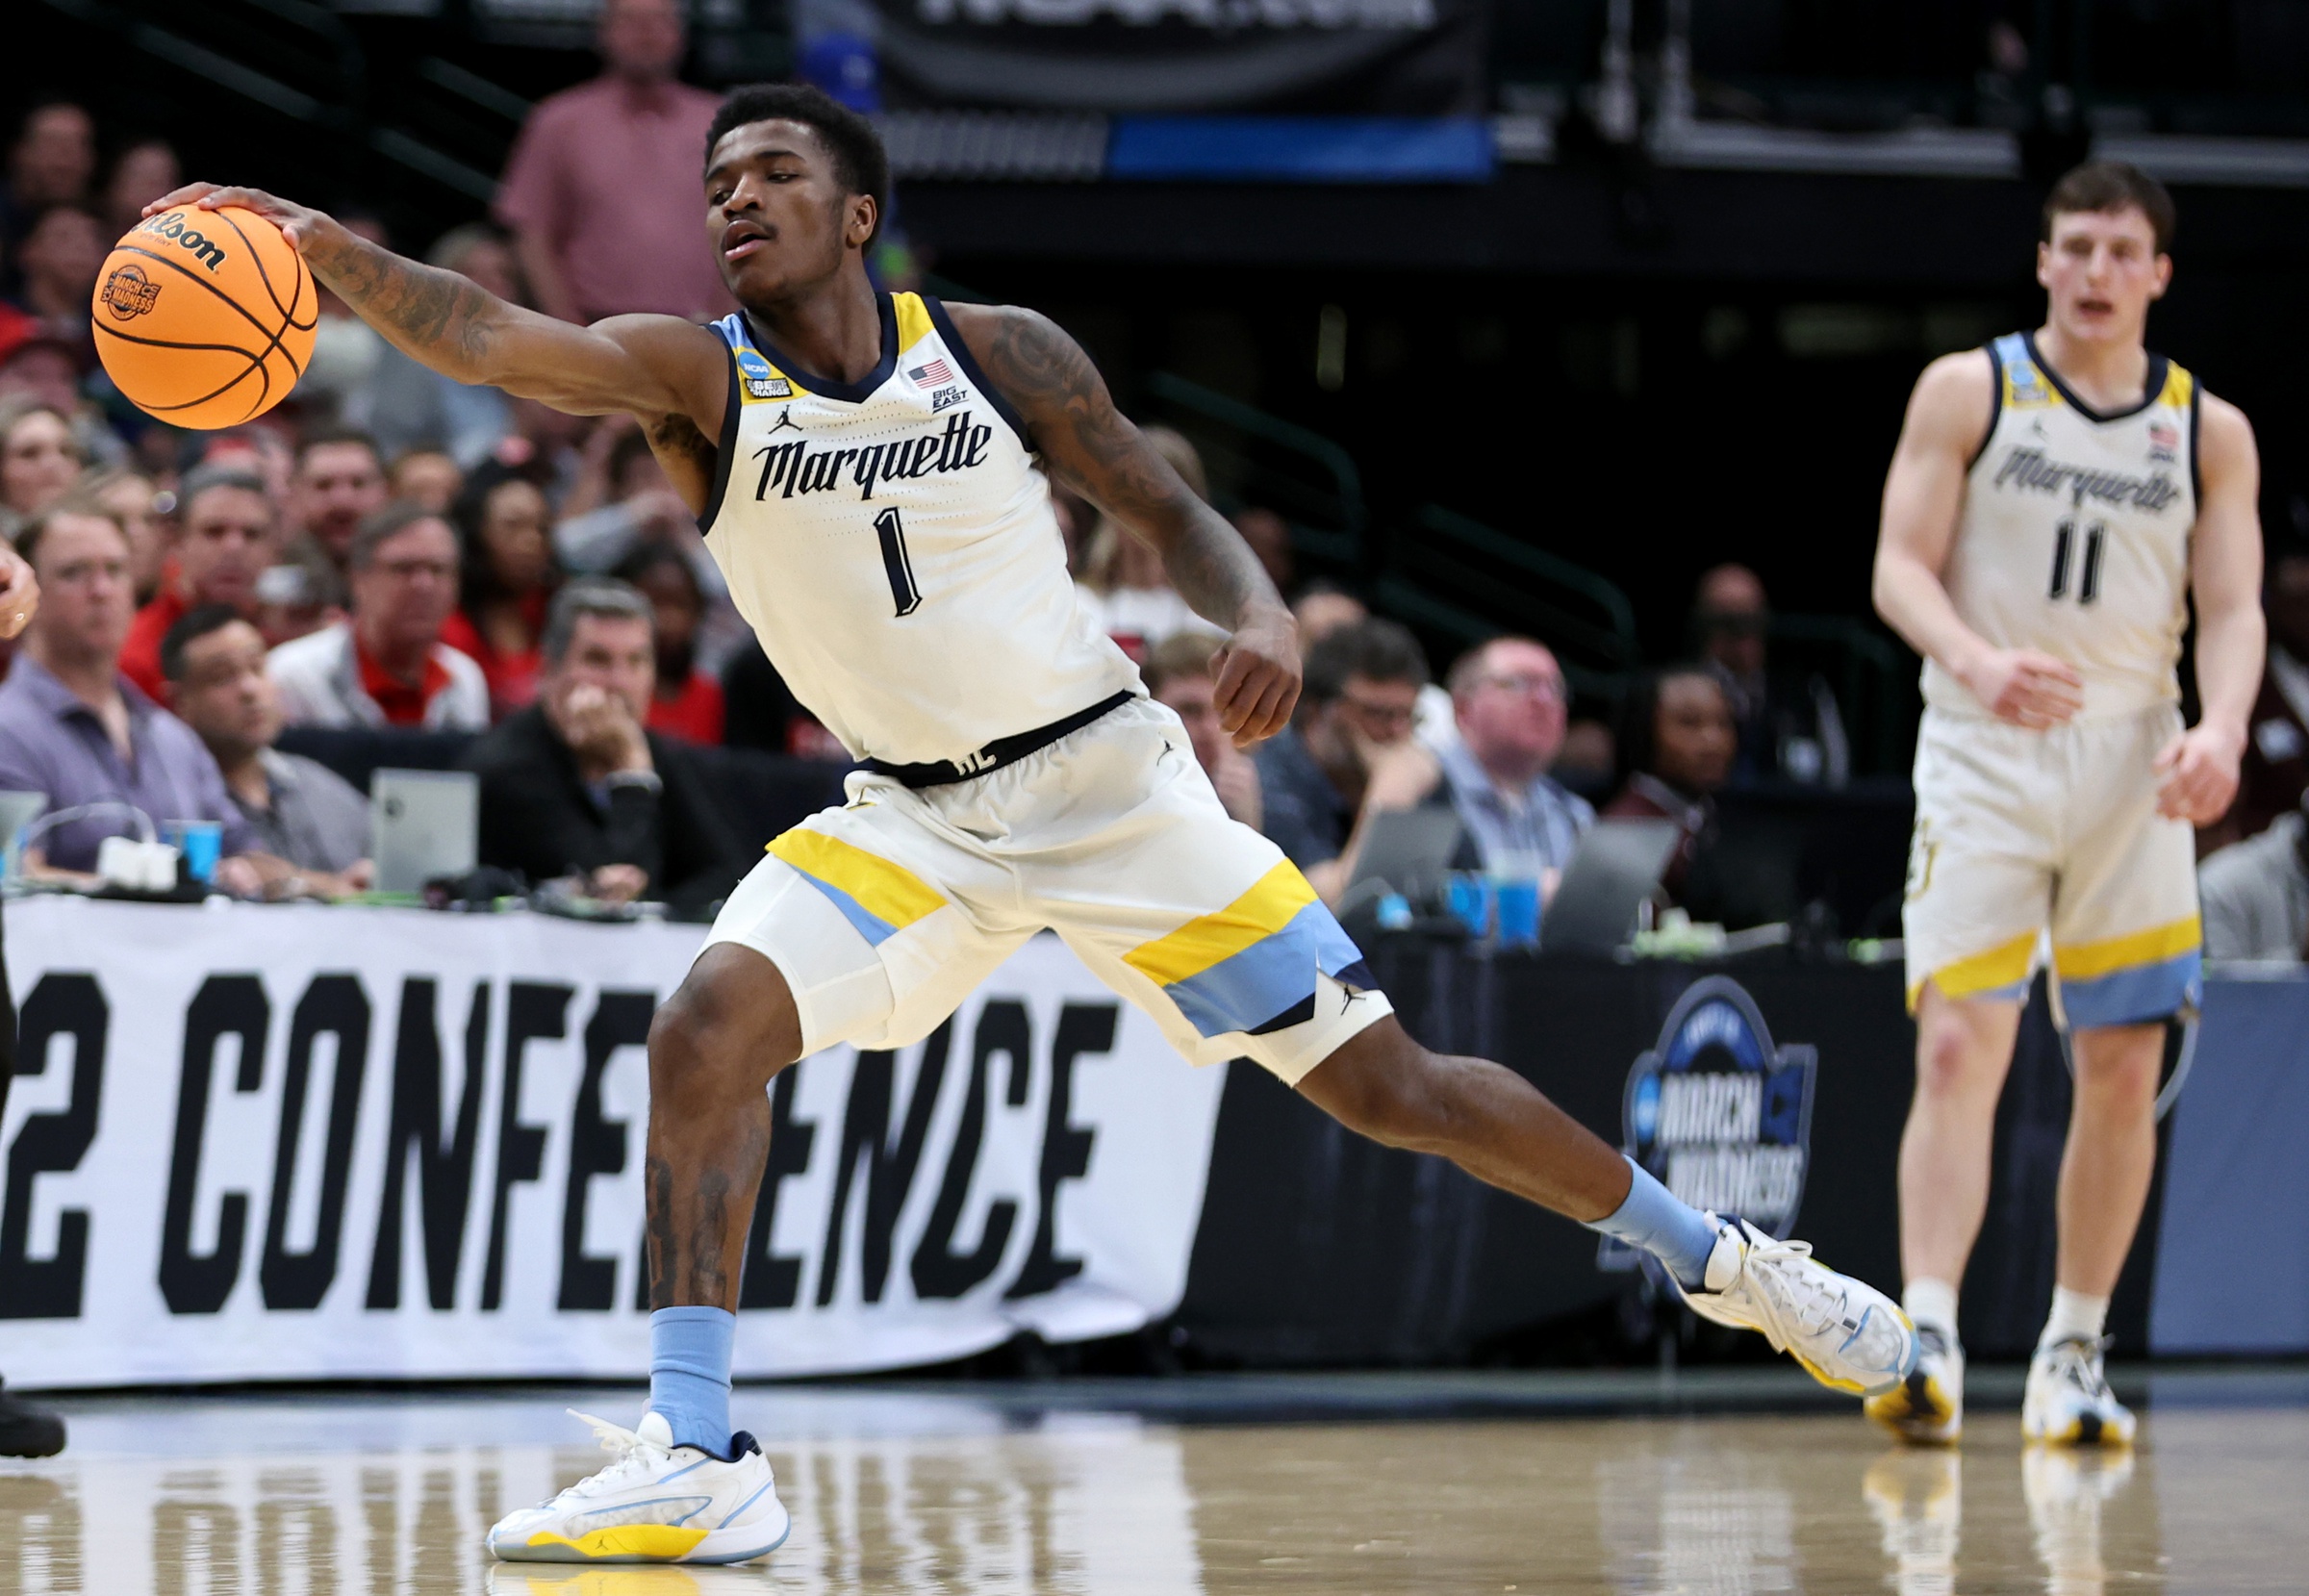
[{"left": 494, "top": 0, "right": 732, "bottom": 324}]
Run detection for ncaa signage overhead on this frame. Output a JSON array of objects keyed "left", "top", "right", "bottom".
[
  {"left": 1604, "top": 976, "right": 1816, "bottom": 1266},
  {"left": 0, "top": 899, "right": 1225, "bottom": 1388}
]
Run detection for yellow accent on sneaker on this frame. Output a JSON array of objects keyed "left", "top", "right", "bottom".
[
  {"left": 1865, "top": 1368, "right": 1962, "bottom": 1444},
  {"left": 524, "top": 1526, "right": 711, "bottom": 1561}
]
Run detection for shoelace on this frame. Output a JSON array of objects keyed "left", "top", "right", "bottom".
[
  {"left": 1731, "top": 1232, "right": 1846, "bottom": 1354},
  {"left": 554, "top": 1408, "right": 672, "bottom": 1502},
  {"left": 2042, "top": 1337, "right": 2116, "bottom": 1401}
]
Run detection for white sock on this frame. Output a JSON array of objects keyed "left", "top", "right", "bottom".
[
  {"left": 1904, "top": 1278, "right": 1960, "bottom": 1339},
  {"left": 2040, "top": 1286, "right": 2109, "bottom": 1350}
]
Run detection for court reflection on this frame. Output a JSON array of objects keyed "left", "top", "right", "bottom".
[{"left": 9, "top": 1395, "right": 2303, "bottom": 1596}]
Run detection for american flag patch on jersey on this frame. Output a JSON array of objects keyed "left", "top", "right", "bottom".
[{"left": 906, "top": 358, "right": 954, "bottom": 387}]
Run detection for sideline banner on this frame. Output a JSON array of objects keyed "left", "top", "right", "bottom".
[{"left": 0, "top": 899, "right": 1227, "bottom": 1388}]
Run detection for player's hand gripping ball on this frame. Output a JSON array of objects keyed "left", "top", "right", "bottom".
[{"left": 91, "top": 206, "right": 317, "bottom": 429}]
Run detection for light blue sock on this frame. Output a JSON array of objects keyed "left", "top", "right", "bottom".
[
  {"left": 648, "top": 1305, "right": 735, "bottom": 1455},
  {"left": 1583, "top": 1156, "right": 1720, "bottom": 1289}
]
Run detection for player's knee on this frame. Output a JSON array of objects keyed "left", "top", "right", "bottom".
[
  {"left": 1914, "top": 1012, "right": 2006, "bottom": 1101},
  {"left": 649, "top": 948, "right": 803, "bottom": 1108},
  {"left": 1304, "top": 1026, "right": 1452, "bottom": 1150}
]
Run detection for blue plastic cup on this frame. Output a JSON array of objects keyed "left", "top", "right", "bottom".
[
  {"left": 1492, "top": 875, "right": 1541, "bottom": 948},
  {"left": 163, "top": 819, "right": 223, "bottom": 883},
  {"left": 1446, "top": 873, "right": 1492, "bottom": 940}
]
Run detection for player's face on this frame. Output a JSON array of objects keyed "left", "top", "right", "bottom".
[
  {"left": 705, "top": 122, "right": 875, "bottom": 306},
  {"left": 2037, "top": 207, "right": 2169, "bottom": 345}
]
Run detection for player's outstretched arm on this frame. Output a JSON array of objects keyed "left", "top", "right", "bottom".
[
  {"left": 2155, "top": 394, "right": 2264, "bottom": 823},
  {"left": 1873, "top": 349, "right": 2083, "bottom": 728},
  {"left": 144, "top": 184, "right": 728, "bottom": 440},
  {"left": 947, "top": 303, "right": 1298, "bottom": 747}
]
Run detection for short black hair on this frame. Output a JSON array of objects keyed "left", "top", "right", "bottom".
[
  {"left": 1304, "top": 617, "right": 1430, "bottom": 708},
  {"left": 2043, "top": 160, "right": 2176, "bottom": 255},
  {"left": 347, "top": 499, "right": 453, "bottom": 571},
  {"left": 296, "top": 423, "right": 384, "bottom": 473},
  {"left": 161, "top": 602, "right": 249, "bottom": 683},
  {"left": 1616, "top": 663, "right": 1726, "bottom": 785},
  {"left": 704, "top": 83, "right": 888, "bottom": 241}
]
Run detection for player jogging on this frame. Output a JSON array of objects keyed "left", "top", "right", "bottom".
[
  {"left": 158, "top": 85, "right": 1915, "bottom": 1566},
  {"left": 1870, "top": 162, "right": 2262, "bottom": 1446}
]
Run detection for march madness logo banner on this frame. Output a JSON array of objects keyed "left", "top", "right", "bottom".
[
  {"left": 0, "top": 900, "right": 1225, "bottom": 1388},
  {"left": 1601, "top": 976, "right": 1817, "bottom": 1269}
]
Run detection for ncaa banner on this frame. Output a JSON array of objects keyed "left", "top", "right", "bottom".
[
  {"left": 0, "top": 899, "right": 1227, "bottom": 1388},
  {"left": 869, "top": 0, "right": 1485, "bottom": 114}
]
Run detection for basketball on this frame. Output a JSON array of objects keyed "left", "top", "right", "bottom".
[{"left": 89, "top": 204, "right": 317, "bottom": 430}]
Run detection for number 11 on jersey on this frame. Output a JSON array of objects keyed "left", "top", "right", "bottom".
[{"left": 874, "top": 507, "right": 923, "bottom": 617}]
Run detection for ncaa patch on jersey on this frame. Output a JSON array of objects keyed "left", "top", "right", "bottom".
[{"left": 735, "top": 346, "right": 793, "bottom": 400}]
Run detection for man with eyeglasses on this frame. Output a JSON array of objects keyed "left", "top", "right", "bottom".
[
  {"left": 1434, "top": 637, "right": 1593, "bottom": 879},
  {"left": 267, "top": 501, "right": 490, "bottom": 730},
  {"left": 1254, "top": 617, "right": 1432, "bottom": 900}
]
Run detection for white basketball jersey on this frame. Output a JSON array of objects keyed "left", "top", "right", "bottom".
[
  {"left": 698, "top": 293, "right": 1139, "bottom": 767},
  {"left": 1922, "top": 332, "right": 2199, "bottom": 721}
]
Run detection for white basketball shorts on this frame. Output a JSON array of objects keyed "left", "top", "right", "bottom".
[
  {"left": 702, "top": 697, "right": 1392, "bottom": 1084},
  {"left": 1902, "top": 703, "right": 2201, "bottom": 1026}
]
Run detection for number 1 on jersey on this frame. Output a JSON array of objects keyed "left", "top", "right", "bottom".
[{"left": 874, "top": 506, "right": 923, "bottom": 617}]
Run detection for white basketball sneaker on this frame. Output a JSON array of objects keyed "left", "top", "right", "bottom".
[
  {"left": 2023, "top": 1337, "right": 2136, "bottom": 1446},
  {"left": 1672, "top": 1216, "right": 1919, "bottom": 1396},
  {"left": 1865, "top": 1323, "right": 1966, "bottom": 1444},
  {"left": 487, "top": 1410, "right": 791, "bottom": 1565}
]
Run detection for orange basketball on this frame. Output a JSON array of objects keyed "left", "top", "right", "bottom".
[{"left": 91, "top": 205, "right": 317, "bottom": 430}]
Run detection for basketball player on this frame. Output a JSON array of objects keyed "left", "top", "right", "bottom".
[
  {"left": 156, "top": 85, "right": 1914, "bottom": 1566},
  {"left": 1870, "top": 162, "right": 2262, "bottom": 1446}
]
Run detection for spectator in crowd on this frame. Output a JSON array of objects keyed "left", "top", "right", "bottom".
[
  {"left": 617, "top": 544, "right": 723, "bottom": 744},
  {"left": 1290, "top": 580, "right": 1366, "bottom": 656},
  {"left": 1605, "top": 664, "right": 1738, "bottom": 913},
  {"left": 118, "top": 464, "right": 278, "bottom": 699},
  {"left": 2205, "top": 541, "right": 2309, "bottom": 851},
  {"left": 353, "top": 225, "right": 521, "bottom": 469},
  {"left": 1256, "top": 617, "right": 1430, "bottom": 899},
  {"left": 251, "top": 537, "right": 344, "bottom": 650},
  {"left": 0, "top": 495, "right": 260, "bottom": 886},
  {"left": 1552, "top": 716, "right": 1618, "bottom": 800},
  {"left": 1231, "top": 506, "right": 1295, "bottom": 597},
  {"left": 2200, "top": 790, "right": 2309, "bottom": 961},
  {"left": 494, "top": 0, "right": 727, "bottom": 325},
  {"left": 1690, "top": 563, "right": 1849, "bottom": 788},
  {"left": 10, "top": 204, "right": 105, "bottom": 361},
  {"left": 86, "top": 467, "right": 165, "bottom": 604},
  {"left": 720, "top": 642, "right": 840, "bottom": 760},
  {"left": 1433, "top": 637, "right": 1594, "bottom": 879},
  {"left": 288, "top": 427, "right": 390, "bottom": 571},
  {"left": 0, "top": 395, "right": 83, "bottom": 539},
  {"left": 1143, "top": 631, "right": 1260, "bottom": 827},
  {"left": 268, "top": 501, "right": 489, "bottom": 730},
  {"left": 101, "top": 138, "right": 180, "bottom": 239},
  {"left": 161, "top": 604, "right": 372, "bottom": 895},
  {"left": 556, "top": 419, "right": 704, "bottom": 572},
  {"left": 2, "top": 103, "right": 95, "bottom": 272},
  {"left": 1074, "top": 425, "right": 1224, "bottom": 654},
  {"left": 442, "top": 466, "right": 558, "bottom": 718},
  {"left": 388, "top": 447, "right": 464, "bottom": 516},
  {"left": 460, "top": 579, "right": 743, "bottom": 912}
]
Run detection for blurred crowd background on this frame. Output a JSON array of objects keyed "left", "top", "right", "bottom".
[{"left": 3, "top": 0, "right": 2309, "bottom": 953}]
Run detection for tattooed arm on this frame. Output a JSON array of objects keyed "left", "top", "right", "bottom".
[
  {"left": 146, "top": 184, "right": 729, "bottom": 465},
  {"left": 950, "top": 302, "right": 1301, "bottom": 746}
]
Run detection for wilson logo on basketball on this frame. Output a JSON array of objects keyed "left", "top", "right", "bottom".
[
  {"left": 134, "top": 211, "right": 228, "bottom": 271},
  {"left": 101, "top": 264, "right": 162, "bottom": 320}
]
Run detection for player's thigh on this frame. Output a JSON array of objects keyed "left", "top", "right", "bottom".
[
  {"left": 1904, "top": 713, "right": 2061, "bottom": 1007},
  {"left": 1034, "top": 764, "right": 1392, "bottom": 1085},
  {"left": 2049, "top": 713, "right": 2202, "bottom": 1029},
  {"left": 703, "top": 797, "right": 1030, "bottom": 1055}
]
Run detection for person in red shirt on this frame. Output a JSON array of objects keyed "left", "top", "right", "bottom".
[
  {"left": 118, "top": 464, "right": 278, "bottom": 699},
  {"left": 442, "top": 466, "right": 559, "bottom": 719},
  {"left": 617, "top": 543, "right": 723, "bottom": 743}
]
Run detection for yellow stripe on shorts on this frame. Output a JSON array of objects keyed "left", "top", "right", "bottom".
[
  {"left": 2053, "top": 915, "right": 2202, "bottom": 980},
  {"left": 767, "top": 828, "right": 944, "bottom": 937},
  {"left": 1912, "top": 929, "right": 2039, "bottom": 1007},
  {"left": 1124, "top": 860, "right": 1319, "bottom": 988}
]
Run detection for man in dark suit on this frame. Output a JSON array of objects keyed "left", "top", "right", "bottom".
[{"left": 459, "top": 578, "right": 745, "bottom": 915}]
